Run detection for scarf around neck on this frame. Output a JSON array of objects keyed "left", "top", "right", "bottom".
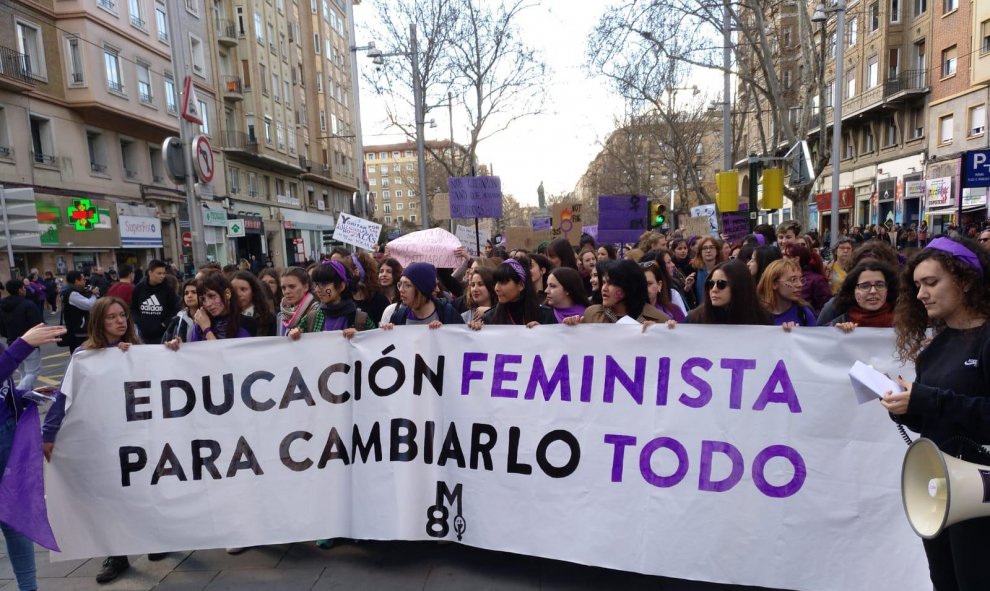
[
  {"left": 552, "top": 303, "right": 586, "bottom": 323},
  {"left": 846, "top": 302, "right": 895, "bottom": 327},
  {"left": 280, "top": 292, "right": 315, "bottom": 330},
  {"left": 320, "top": 299, "right": 357, "bottom": 331}
]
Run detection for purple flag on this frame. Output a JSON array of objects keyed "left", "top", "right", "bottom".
[{"left": 0, "top": 404, "right": 59, "bottom": 551}]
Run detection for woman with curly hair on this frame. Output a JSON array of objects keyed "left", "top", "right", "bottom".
[{"left": 886, "top": 236, "right": 990, "bottom": 590}]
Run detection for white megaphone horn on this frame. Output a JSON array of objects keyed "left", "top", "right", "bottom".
[{"left": 901, "top": 438, "right": 990, "bottom": 538}]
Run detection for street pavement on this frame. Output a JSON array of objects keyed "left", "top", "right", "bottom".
[{"left": 2, "top": 315, "right": 786, "bottom": 591}]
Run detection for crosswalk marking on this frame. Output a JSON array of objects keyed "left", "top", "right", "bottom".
[
  {"left": 43, "top": 352, "right": 70, "bottom": 360},
  {"left": 36, "top": 375, "right": 60, "bottom": 386}
]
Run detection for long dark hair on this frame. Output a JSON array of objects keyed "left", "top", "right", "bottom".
[
  {"left": 490, "top": 255, "right": 540, "bottom": 324},
  {"left": 311, "top": 262, "right": 352, "bottom": 299},
  {"left": 603, "top": 259, "right": 649, "bottom": 320},
  {"left": 379, "top": 257, "right": 403, "bottom": 303},
  {"left": 197, "top": 272, "right": 243, "bottom": 338},
  {"left": 231, "top": 270, "right": 276, "bottom": 336},
  {"left": 895, "top": 237, "right": 990, "bottom": 362},
  {"left": 640, "top": 259, "right": 674, "bottom": 311},
  {"left": 466, "top": 267, "right": 495, "bottom": 309},
  {"left": 833, "top": 260, "right": 898, "bottom": 316},
  {"left": 258, "top": 267, "right": 282, "bottom": 303},
  {"left": 548, "top": 266, "right": 589, "bottom": 306},
  {"left": 547, "top": 238, "right": 580, "bottom": 271},
  {"left": 750, "top": 245, "right": 783, "bottom": 285},
  {"left": 695, "top": 260, "right": 772, "bottom": 325}
]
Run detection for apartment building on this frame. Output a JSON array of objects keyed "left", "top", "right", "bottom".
[{"left": 0, "top": 0, "right": 365, "bottom": 278}]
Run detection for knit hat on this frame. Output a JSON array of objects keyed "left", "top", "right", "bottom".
[{"left": 401, "top": 262, "right": 437, "bottom": 297}]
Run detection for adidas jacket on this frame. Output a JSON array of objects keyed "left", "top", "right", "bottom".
[{"left": 130, "top": 279, "right": 180, "bottom": 343}]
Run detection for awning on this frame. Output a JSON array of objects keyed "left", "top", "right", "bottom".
[{"left": 281, "top": 208, "right": 335, "bottom": 231}]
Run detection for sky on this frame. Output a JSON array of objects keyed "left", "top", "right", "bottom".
[{"left": 352, "top": 1, "right": 628, "bottom": 207}]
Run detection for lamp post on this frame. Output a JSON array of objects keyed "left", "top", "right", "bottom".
[
  {"left": 367, "top": 25, "right": 429, "bottom": 230},
  {"left": 812, "top": 0, "right": 846, "bottom": 248}
]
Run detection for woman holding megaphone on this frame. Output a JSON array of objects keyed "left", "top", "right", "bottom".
[{"left": 889, "top": 235, "right": 990, "bottom": 591}]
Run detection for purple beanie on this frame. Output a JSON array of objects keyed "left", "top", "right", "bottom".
[{"left": 401, "top": 262, "right": 437, "bottom": 297}]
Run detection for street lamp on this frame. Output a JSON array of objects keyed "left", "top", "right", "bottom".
[
  {"left": 812, "top": 0, "right": 846, "bottom": 247},
  {"left": 366, "top": 25, "right": 429, "bottom": 230}
]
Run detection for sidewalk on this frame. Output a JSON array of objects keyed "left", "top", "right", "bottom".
[{"left": 0, "top": 539, "right": 779, "bottom": 590}]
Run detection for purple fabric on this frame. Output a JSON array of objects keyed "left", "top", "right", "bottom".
[
  {"left": 926, "top": 237, "right": 983, "bottom": 274},
  {"left": 505, "top": 259, "right": 527, "bottom": 282},
  {"left": 351, "top": 254, "right": 366, "bottom": 282},
  {"left": 753, "top": 234, "right": 766, "bottom": 246},
  {"left": 323, "top": 260, "right": 349, "bottom": 284},
  {"left": 0, "top": 405, "right": 59, "bottom": 551},
  {"left": 402, "top": 263, "right": 437, "bottom": 297},
  {"left": 552, "top": 304, "right": 586, "bottom": 323},
  {"left": 323, "top": 315, "right": 349, "bottom": 331}
]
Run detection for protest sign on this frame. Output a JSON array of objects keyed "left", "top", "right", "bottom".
[
  {"left": 455, "top": 225, "right": 491, "bottom": 256},
  {"left": 531, "top": 217, "right": 551, "bottom": 231},
  {"left": 681, "top": 216, "right": 711, "bottom": 238},
  {"left": 597, "top": 195, "right": 647, "bottom": 244},
  {"left": 46, "top": 326, "right": 927, "bottom": 591},
  {"left": 505, "top": 226, "right": 551, "bottom": 251},
  {"left": 332, "top": 213, "right": 381, "bottom": 251},
  {"left": 385, "top": 227, "right": 462, "bottom": 268},
  {"left": 551, "top": 202, "right": 583, "bottom": 245},
  {"left": 431, "top": 193, "right": 450, "bottom": 221},
  {"left": 448, "top": 177, "right": 503, "bottom": 219},
  {"left": 690, "top": 204, "right": 719, "bottom": 235},
  {"left": 721, "top": 212, "right": 749, "bottom": 243}
]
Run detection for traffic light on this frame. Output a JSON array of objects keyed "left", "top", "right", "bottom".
[
  {"left": 761, "top": 168, "right": 784, "bottom": 211},
  {"left": 715, "top": 171, "right": 740, "bottom": 212},
  {"left": 649, "top": 201, "right": 667, "bottom": 229}
]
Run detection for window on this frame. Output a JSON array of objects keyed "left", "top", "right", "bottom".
[
  {"left": 868, "top": 2, "right": 880, "bottom": 32},
  {"left": 254, "top": 12, "right": 264, "bottom": 43},
  {"left": 409, "top": 215, "right": 416, "bottom": 223},
  {"left": 884, "top": 116, "right": 898, "bottom": 146},
  {"left": 842, "top": 132, "right": 855, "bottom": 159},
  {"left": 259, "top": 63, "right": 267, "bottom": 94},
  {"left": 383, "top": 204, "right": 391, "bottom": 213},
  {"left": 941, "top": 46, "right": 957, "bottom": 77},
  {"left": 264, "top": 118, "right": 272, "bottom": 143},
  {"left": 393, "top": 163, "right": 401, "bottom": 172},
  {"left": 379, "top": 151, "right": 386, "bottom": 159},
  {"left": 155, "top": 2, "right": 168, "bottom": 41},
  {"left": 910, "top": 107, "right": 924, "bottom": 138},
  {"left": 16, "top": 20, "right": 46, "bottom": 79},
  {"left": 845, "top": 68, "right": 856, "bottom": 98},
  {"left": 943, "top": 0, "right": 957, "bottom": 13},
  {"left": 406, "top": 163, "right": 413, "bottom": 171},
  {"left": 382, "top": 190, "right": 390, "bottom": 199},
  {"left": 198, "top": 100, "right": 209, "bottom": 134},
  {"left": 982, "top": 20, "right": 990, "bottom": 55},
  {"left": 0, "top": 107, "right": 10, "bottom": 158},
  {"left": 395, "top": 190, "right": 402, "bottom": 198},
  {"left": 368, "top": 178, "right": 376, "bottom": 186},
  {"left": 229, "top": 166, "right": 240, "bottom": 193},
  {"left": 65, "top": 36, "right": 84, "bottom": 85},
  {"left": 847, "top": 17, "right": 857, "bottom": 47},
  {"left": 385, "top": 217, "right": 392, "bottom": 224},
  {"left": 164, "top": 76, "right": 177, "bottom": 113},
  {"left": 366, "top": 152, "right": 375, "bottom": 160},
  {"left": 236, "top": 6, "right": 245, "bottom": 35},
  {"left": 867, "top": 56, "right": 879, "bottom": 88},
  {"left": 185, "top": 0, "right": 198, "bottom": 16},
  {"left": 97, "top": 0, "right": 116, "bottom": 12},
  {"left": 890, "top": 0, "right": 900, "bottom": 22},
  {"left": 408, "top": 201, "right": 416, "bottom": 210},
  {"left": 381, "top": 178, "right": 390, "bottom": 188},
  {"left": 104, "top": 47, "right": 124, "bottom": 94},
  {"left": 136, "top": 62, "right": 152, "bottom": 104},
  {"left": 149, "top": 146, "right": 164, "bottom": 182},
  {"left": 319, "top": 110, "right": 326, "bottom": 131},
  {"left": 915, "top": 0, "right": 927, "bottom": 15},
  {"left": 395, "top": 176, "right": 402, "bottom": 185},
  {"left": 888, "top": 48, "right": 901, "bottom": 79},
  {"left": 863, "top": 127, "right": 875, "bottom": 153},
  {"left": 392, "top": 151, "right": 400, "bottom": 158},
  {"left": 87, "top": 131, "right": 106, "bottom": 174},
  {"left": 969, "top": 105, "right": 986, "bottom": 136},
  {"left": 938, "top": 114, "right": 953, "bottom": 144},
  {"left": 190, "top": 34, "right": 205, "bottom": 74},
  {"left": 29, "top": 115, "right": 55, "bottom": 164},
  {"left": 325, "top": 38, "right": 332, "bottom": 56},
  {"left": 121, "top": 139, "right": 138, "bottom": 179},
  {"left": 782, "top": 69, "right": 792, "bottom": 89},
  {"left": 272, "top": 72, "right": 280, "bottom": 101},
  {"left": 314, "top": 33, "right": 321, "bottom": 54},
  {"left": 367, "top": 164, "right": 375, "bottom": 172},
  {"left": 129, "top": 0, "right": 146, "bottom": 28},
  {"left": 828, "top": 32, "right": 837, "bottom": 58},
  {"left": 276, "top": 120, "right": 285, "bottom": 149},
  {"left": 396, "top": 202, "right": 403, "bottom": 211}
]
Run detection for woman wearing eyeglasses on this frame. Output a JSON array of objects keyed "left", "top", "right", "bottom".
[
  {"left": 687, "top": 236, "right": 724, "bottom": 307},
  {"left": 886, "top": 236, "right": 990, "bottom": 590},
  {"left": 686, "top": 260, "right": 772, "bottom": 325},
  {"left": 381, "top": 262, "right": 463, "bottom": 328},
  {"left": 828, "top": 260, "right": 899, "bottom": 332},
  {"left": 757, "top": 259, "right": 817, "bottom": 327},
  {"left": 783, "top": 242, "right": 832, "bottom": 315}
]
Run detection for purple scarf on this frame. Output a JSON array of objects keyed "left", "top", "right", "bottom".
[{"left": 552, "top": 304, "right": 586, "bottom": 323}]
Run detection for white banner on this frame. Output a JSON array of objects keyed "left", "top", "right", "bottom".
[
  {"left": 455, "top": 224, "right": 490, "bottom": 256},
  {"left": 332, "top": 213, "right": 381, "bottom": 251},
  {"left": 46, "top": 326, "right": 927, "bottom": 591}
]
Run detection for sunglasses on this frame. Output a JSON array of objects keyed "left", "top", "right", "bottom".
[{"left": 705, "top": 279, "right": 729, "bottom": 290}]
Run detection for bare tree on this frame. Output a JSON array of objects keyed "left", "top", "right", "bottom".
[
  {"left": 587, "top": 0, "right": 827, "bottom": 230},
  {"left": 362, "top": 0, "right": 548, "bottom": 183}
]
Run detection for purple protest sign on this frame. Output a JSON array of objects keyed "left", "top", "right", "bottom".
[
  {"left": 448, "top": 176, "right": 503, "bottom": 219},
  {"left": 0, "top": 404, "right": 59, "bottom": 550},
  {"left": 532, "top": 216, "right": 551, "bottom": 231},
  {"left": 597, "top": 195, "right": 647, "bottom": 244},
  {"left": 720, "top": 212, "right": 750, "bottom": 243}
]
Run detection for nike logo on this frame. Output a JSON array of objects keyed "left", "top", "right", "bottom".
[{"left": 964, "top": 359, "right": 979, "bottom": 367}]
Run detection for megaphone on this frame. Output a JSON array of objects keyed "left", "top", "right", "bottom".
[{"left": 901, "top": 438, "right": 990, "bottom": 538}]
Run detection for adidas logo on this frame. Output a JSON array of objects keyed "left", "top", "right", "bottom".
[{"left": 140, "top": 294, "right": 164, "bottom": 315}]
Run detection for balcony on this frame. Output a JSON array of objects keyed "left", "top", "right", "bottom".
[
  {"left": 298, "top": 155, "right": 310, "bottom": 170},
  {"left": 216, "top": 19, "right": 237, "bottom": 46},
  {"left": 90, "top": 162, "right": 108, "bottom": 174},
  {"left": 0, "top": 146, "right": 12, "bottom": 158},
  {"left": 0, "top": 46, "right": 34, "bottom": 91},
  {"left": 883, "top": 69, "right": 928, "bottom": 103},
  {"left": 222, "top": 130, "right": 259, "bottom": 154},
  {"left": 107, "top": 79, "right": 125, "bottom": 94},
  {"left": 32, "top": 152, "right": 57, "bottom": 167},
  {"left": 222, "top": 76, "right": 243, "bottom": 101},
  {"left": 130, "top": 14, "right": 146, "bottom": 29},
  {"left": 97, "top": 0, "right": 116, "bottom": 11}
]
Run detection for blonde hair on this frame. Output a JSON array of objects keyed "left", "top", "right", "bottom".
[{"left": 757, "top": 259, "right": 807, "bottom": 311}]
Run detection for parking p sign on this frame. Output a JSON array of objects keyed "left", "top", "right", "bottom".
[{"left": 963, "top": 149, "right": 990, "bottom": 188}]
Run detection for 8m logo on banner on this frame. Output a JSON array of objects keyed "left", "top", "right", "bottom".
[{"left": 426, "top": 481, "right": 467, "bottom": 540}]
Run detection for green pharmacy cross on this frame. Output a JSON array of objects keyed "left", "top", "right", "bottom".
[{"left": 68, "top": 199, "right": 100, "bottom": 231}]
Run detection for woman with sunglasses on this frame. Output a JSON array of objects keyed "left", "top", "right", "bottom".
[
  {"left": 545, "top": 267, "right": 588, "bottom": 323},
  {"left": 471, "top": 256, "right": 555, "bottom": 328},
  {"left": 886, "top": 236, "right": 990, "bottom": 590},
  {"left": 640, "top": 259, "right": 686, "bottom": 322},
  {"left": 686, "top": 260, "right": 772, "bottom": 325},
  {"left": 757, "top": 259, "right": 817, "bottom": 327},
  {"left": 827, "top": 260, "right": 898, "bottom": 332}
]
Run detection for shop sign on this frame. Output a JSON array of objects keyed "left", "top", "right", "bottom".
[
  {"left": 904, "top": 181, "right": 926, "bottom": 200},
  {"left": 926, "top": 177, "right": 954, "bottom": 208},
  {"left": 227, "top": 219, "right": 246, "bottom": 238},
  {"left": 68, "top": 199, "right": 100, "bottom": 231},
  {"left": 118, "top": 215, "right": 163, "bottom": 248},
  {"left": 203, "top": 208, "right": 228, "bottom": 226}
]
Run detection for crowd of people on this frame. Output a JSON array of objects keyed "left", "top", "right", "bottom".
[{"left": 0, "top": 219, "right": 989, "bottom": 590}]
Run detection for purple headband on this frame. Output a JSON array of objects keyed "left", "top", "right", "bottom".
[
  {"left": 322, "top": 260, "right": 350, "bottom": 283},
  {"left": 752, "top": 234, "right": 766, "bottom": 246},
  {"left": 505, "top": 258, "right": 528, "bottom": 282},
  {"left": 351, "top": 253, "right": 366, "bottom": 282},
  {"left": 925, "top": 237, "right": 983, "bottom": 274}
]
